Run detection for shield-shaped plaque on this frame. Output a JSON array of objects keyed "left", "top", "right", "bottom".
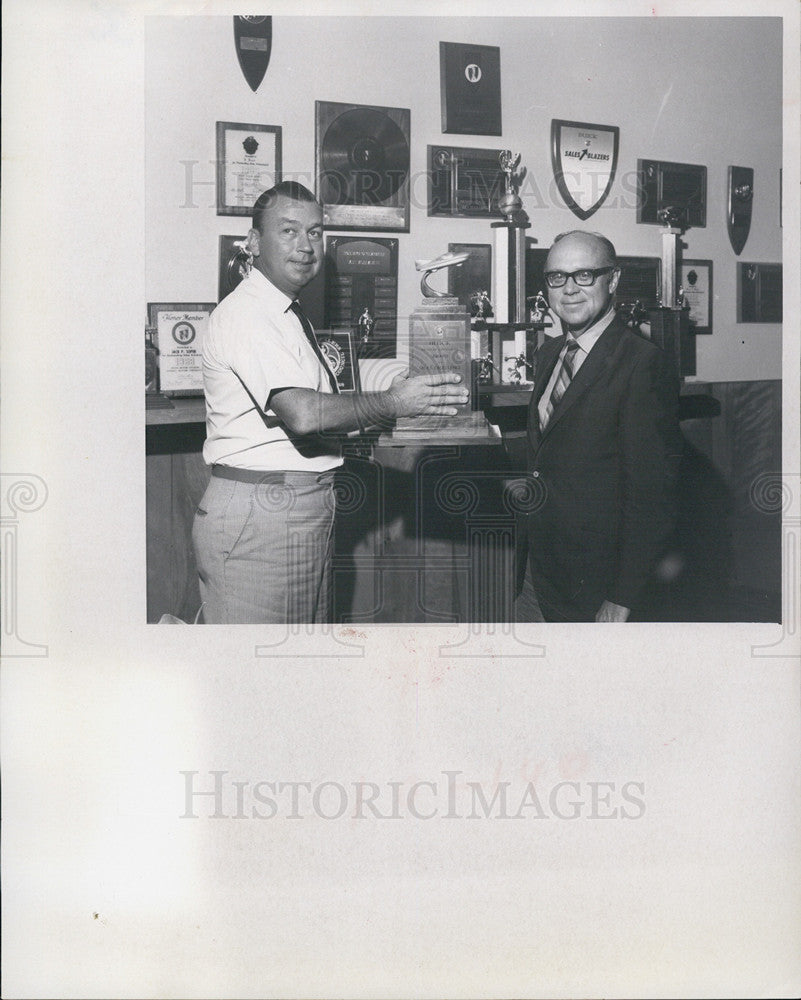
[
  {"left": 550, "top": 119, "right": 619, "bottom": 220},
  {"left": 233, "top": 16, "right": 272, "bottom": 92},
  {"left": 727, "top": 165, "right": 754, "bottom": 255}
]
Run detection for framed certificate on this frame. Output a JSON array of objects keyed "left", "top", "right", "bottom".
[
  {"left": 317, "top": 331, "right": 361, "bottom": 393},
  {"left": 681, "top": 259, "right": 713, "bottom": 334},
  {"left": 147, "top": 302, "right": 215, "bottom": 396},
  {"left": 216, "top": 121, "right": 282, "bottom": 216}
]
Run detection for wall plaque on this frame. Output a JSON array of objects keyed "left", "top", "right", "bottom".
[
  {"left": 428, "top": 145, "right": 504, "bottom": 217},
  {"left": 147, "top": 302, "right": 215, "bottom": 397},
  {"left": 315, "top": 100, "right": 410, "bottom": 232},
  {"left": 737, "top": 262, "right": 782, "bottom": 323},
  {"left": 439, "top": 42, "right": 501, "bottom": 136},
  {"left": 551, "top": 119, "right": 619, "bottom": 220},
  {"left": 727, "top": 165, "right": 754, "bottom": 255},
  {"left": 317, "top": 331, "right": 361, "bottom": 393},
  {"left": 233, "top": 16, "right": 272, "bottom": 92},
  {"left": 216, "top": 121, "right": 281, "bottom": 216},
  {"left": 324, "top": 236, "right": 398, "bottom": 358},
  {"left": 637, "top": 158, "right": 707, "bottom": 228}
]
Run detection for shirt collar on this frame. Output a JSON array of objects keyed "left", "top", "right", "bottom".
[
  {"left": 566, "top": 306, "right": 617, "bottom": 355},
  {"left": 245, "top": 267, "right": 295, "bottom": 311}
]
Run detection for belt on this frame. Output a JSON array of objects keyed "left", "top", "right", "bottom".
[{"left": 212, "top": 464, "right": 335, "bottom": 485}]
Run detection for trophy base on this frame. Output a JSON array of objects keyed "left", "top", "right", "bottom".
[{"left": 386, "top": 410, "right": 499, "bottom": 445}]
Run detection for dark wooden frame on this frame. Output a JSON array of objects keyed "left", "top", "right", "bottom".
[
  {"left": 439, "top": 42, "right": 502, "bottom": 136},
  {"left": 315, "top": 101, "right": 410, "bottom": 233},
  {"left": 737, "top": 262, "right": 782, "bottom": 323},
  {"left": 427, "top": 145, "right": 505, "bottom": 218},
  {"left": 636, "top": 158, "right": 707, "bottom": 228}
]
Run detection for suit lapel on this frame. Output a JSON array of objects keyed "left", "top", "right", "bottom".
[{"left": 539, "top": 317, "right": 625, "bottom": 438}]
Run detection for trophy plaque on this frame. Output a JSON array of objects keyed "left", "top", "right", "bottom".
[
  {"left": 392, "top": 255, "right": 492, "bottom": 441},
  {"left": 392, "top": 295, "right": 491, "bottom": 439}
]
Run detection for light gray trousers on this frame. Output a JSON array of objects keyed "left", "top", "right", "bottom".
[{"left": 192, "top": 470, "right": 336, "bottom": 624}]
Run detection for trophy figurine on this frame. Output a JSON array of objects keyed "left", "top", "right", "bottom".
[
  {"left": 498, "top": 150, "right": 525, "bottom": 222},
  {"left": 232, "top": 238, "right": 253, "bottom": 279},
  {"left": 356, "top": 304, "right": 374, "bottom": 355},
  {"left": 527, "top": 289, "right": 550, "bottom": 324},
  {"left": 414, "top": 250, "right": 470, "bottom": 298},
  {"left": 469, "top": 289, "right": 493, "bottom": 321}
]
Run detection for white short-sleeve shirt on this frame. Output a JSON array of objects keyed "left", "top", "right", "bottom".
[{"left": 202, "top": 269, "right": 342, "bottom": 472}]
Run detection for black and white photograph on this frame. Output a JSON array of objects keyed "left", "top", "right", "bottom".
[{"left": 2, "top": 1, "right": 799, "bottom": 997}]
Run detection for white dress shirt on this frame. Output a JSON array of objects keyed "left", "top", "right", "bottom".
[{"left": 202, "top": 269, "right": 342, "bottom": 472}]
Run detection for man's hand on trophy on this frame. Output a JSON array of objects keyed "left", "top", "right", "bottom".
[{"left": 388, "top": 371, "right": 468, "bottom": 417}]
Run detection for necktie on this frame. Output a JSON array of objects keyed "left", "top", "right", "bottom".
[
  {"left": 541, "top": 338, "right": 580, "bottom": 430},
  {"left": 288, "top": 300, "right": 339, "bottom": 394}
]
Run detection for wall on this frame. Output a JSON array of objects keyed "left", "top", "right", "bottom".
[{"left": 145, "top": 15, "right": 783, "bottom": 385}]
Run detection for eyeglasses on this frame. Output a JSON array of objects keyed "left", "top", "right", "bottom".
[{"left": 543, "top": 266, "right": 616, "bottom": 288}]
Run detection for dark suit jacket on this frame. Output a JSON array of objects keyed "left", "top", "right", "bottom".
[{"left": 517, "top": 314, "right": 682, "bottom": 620}]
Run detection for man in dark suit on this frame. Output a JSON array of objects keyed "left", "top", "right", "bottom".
[{"left": 515, "top": 230, "right": 682, "bottom": 622}]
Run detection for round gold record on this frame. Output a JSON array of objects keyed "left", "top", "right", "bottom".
[{"left": 320, "top": 107, "right": 409, "bottom": 206}]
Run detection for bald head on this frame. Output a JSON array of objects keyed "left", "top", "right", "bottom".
[
  {"left": 544, "top": 230, "right": 620, "bottom": 336},
  {"left": 546, "top": 230, "right": 617, "bottom": 270}
]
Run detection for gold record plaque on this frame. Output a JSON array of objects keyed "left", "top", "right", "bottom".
[{"left": 315, "top": 101, "right": 410, "bottom": 232}]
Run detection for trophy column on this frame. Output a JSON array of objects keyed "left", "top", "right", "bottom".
[
  {"left": 648, "top": 207, "right": 696, "bottom": 378},
  {"left": 490, "top": 218, "right": 528, "bottom": 326}
]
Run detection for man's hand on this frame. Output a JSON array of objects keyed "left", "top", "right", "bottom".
[
  {"left": 388, "top": 371, "right": 469, "bottom": 418},
  {"left": 595, "top": 600, "right": 630, "bottom": 622}
]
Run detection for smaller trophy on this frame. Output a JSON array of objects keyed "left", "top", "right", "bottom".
[
  {"left": 527, "top": 289, "right": 550, "bottom": 324},
  {"left": 497, "top": 150, "right": 525, "bottom": 222},
  {"left": 492, "top": 151, "right": 529, "bottom": 325},
  {"left": 356, "top": 305, "right": 374, "bottom": 357},
  {"left": 414, "top": 250, "right": 470, "bottom": 298},
  {"left": 469, "top": 289, "right": 493, "bottom": 322}
]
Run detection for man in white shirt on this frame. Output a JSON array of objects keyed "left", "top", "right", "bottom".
[{"left": 194, "top": 181, "right": 467, "bottom": 623}]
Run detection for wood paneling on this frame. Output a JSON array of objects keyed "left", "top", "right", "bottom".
[{"left": 146, "top": 380, "right": 783, "bottom": 623}]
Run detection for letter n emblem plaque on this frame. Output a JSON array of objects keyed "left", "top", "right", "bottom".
[{"left": 551, "top": 119, "right": 620, "bottom": 220}]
